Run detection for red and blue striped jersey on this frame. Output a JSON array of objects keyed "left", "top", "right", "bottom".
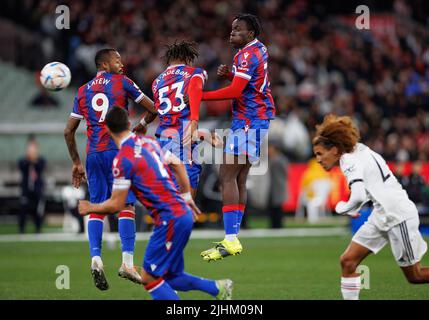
[
  {"left": 152, "top": 64, "right": 207, "bottom": 139},
  {"left": 71, "top": 71, "right": 145, "bottom": 154},
  {"left": 232, "top": 39, "right": 275, "bottom": 122},
  {"left": 112, "top": 133, "right": 190, "bottom": 223}
]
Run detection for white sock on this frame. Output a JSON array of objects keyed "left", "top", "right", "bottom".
[
  {"left": 341, "top": 276, "right": 361, "bottom": 300},
  {"left": 122, "top": 252, "right": 134, "bottom": 269},
  {"left": 91, "top": 256, "right": 103, "bottom": 269},
  {"left": 225, "top": 234, "right": 237, "bottom": 242}
]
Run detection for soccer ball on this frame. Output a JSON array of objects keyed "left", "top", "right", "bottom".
[{"left": 40, "top": 62, "right": 71, "bottom": 91}]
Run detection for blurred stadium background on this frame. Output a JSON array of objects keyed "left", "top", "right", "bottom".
[{"left": 1, "top": 0, "right": 429, "bottom": 299}]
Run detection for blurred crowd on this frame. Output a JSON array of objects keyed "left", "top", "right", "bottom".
[{"left": 2, "top": 0, "right": 429, "bottom": 163}]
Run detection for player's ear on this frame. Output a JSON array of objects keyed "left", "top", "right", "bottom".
[{"left": 101, "top": 60, "right": 110, "bottom": 72}]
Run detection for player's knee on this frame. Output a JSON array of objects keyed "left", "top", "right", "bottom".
[
  {"left": 340, "top": 254, "right": 358, "bottom": 273},
  {"left": 405, "top": 272, "right": 423, "bottom": 284},
  {"left": 219, "top": 170, "right": 235, "bottom": 185},
  {"left": 237, "top": 175, "right": 247, "bottom": 189}
]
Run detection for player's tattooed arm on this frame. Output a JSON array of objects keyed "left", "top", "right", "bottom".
[
  {"left": 78, "top": 189, "right": 128, "bottom": 215},
  {"left": 64, "top": 117, "right": 86, "bottom": 188},
  {"left": 139, "top": 95, "right": 157, "bottom": 117},
  {"left": 133, "top": 96, "right": 158, "bottom": 134}
]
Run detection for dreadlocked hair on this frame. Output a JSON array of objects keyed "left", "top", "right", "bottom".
[
  {"left": 313, "top": 114, "right": 360, "bottom": 154},
  {"left": 163, "top": 40, "right": 199, "bottom": 65}
]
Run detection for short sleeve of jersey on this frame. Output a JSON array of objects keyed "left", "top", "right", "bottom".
[
  {"left": 340, "top": 153, "right": 364, "bottom": 187},
  {"left": 123, "top": 76, "right": 145, "bottom": 103},
  {"left": 191, "top": 68, "right": 208, "bottom": 85},
  {"left": 233, "top": 50, "right": 258, "bottom": 81},
  {"left": 112, "top": 154, "right": 133, "bottom": 190},
  {"left": 70, "top": 95, "right": 83, "bottom": 120}
]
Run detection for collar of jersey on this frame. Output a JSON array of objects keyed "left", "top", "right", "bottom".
[
  {"left": 96, "top": 70, "right": 106, "bottom": 76},
  {"left": 120, "top": 132, "right": 135, "bottom": 147},
  {"left": 242, "top": 38, "right": 259, "bottom": 50},
  {"left": 167, "top": 64, "right": 186, "bottom": 69}
]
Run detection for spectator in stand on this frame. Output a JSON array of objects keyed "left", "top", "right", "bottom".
[{"left": 17, "top": 134, "right": 46, "bottom": 233}]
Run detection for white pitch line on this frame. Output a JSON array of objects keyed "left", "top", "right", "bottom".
[{"left": 0, "top": 227, "right": 349, "bottom": 243}]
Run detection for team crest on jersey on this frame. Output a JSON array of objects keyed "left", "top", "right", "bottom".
[
  {"left": 240, "top": 60, "right": 248, "bottom": 68},
  {"left": 112, "top": 168, "right": 120, "bottom": 177},
  {"left": 112, "top": 159, "right": 120, "bottom": 177}
]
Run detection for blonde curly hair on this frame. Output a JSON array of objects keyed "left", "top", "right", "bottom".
[{"left": 312, "top": 114, "right": 360, "bottom": 154}]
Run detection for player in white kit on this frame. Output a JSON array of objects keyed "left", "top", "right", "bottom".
[{"left": 313, "top": 114, "right": 429, "bottom": 300}]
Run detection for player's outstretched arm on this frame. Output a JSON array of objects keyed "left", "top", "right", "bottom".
[
  {"left": 183, "top": 76, "right": 204, "bottom": 145},
  {"left": 201, "top": 76, "right": 248, "bottom": 101},
  {"left": 64, "top": 117, "right": 86, "bottom": 188},
  {"left": 78, "top": 188, "right": 128, "bottom": 216},
  {"left": 335, "top": 181, "right": 367, "bottom": 218}
]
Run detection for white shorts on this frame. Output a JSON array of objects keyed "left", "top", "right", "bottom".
[{"left": 352, "top": 217, "right": 428, "bottom": 267}]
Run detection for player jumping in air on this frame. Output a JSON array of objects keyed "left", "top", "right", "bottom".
[
  {"left": 64, "top": 48, "right": 157, "bottom": 290},
  {"left": 144, "top": 40, "right": 221, "bottom": 198},
  {"left": 200, "top": 14, "right": 275, "bottom": 261},
  {"left": 313, "top": 114, "right": 429, "bottom": 300},
  {"left": 78, "top": 106, "right": 233, "bottom": 300}
]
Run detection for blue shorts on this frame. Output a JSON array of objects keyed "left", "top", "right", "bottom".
[
  {"left": 157, "top": 137, "right": 202, "bottom": 190},
  {"left": 143, "top": 211, "right": 193, "bottom": 277},
  {"left": 86, "top": 150, "right": 136, "bottom": 205},
  {"left": 224, "top": 119, "right": 270, "bottom": 162}
]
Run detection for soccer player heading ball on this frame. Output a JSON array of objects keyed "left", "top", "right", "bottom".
[
  {"left": 313, "top": 114, "right": 429, "bottom": 300},
  {"left": 200, "top": 13, "right": 276, "bottom": 261}
]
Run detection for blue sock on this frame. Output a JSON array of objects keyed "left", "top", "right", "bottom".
[
  {"left": 222, "top": 205, "right": 239, "bottom": 236},
  {"left": 145, "top": 278, "right": 180, "bottom": 300},
  {"left": 118, "top": 211, "right": 135, "bottom": 253},
  {"left": 237, "top": 204, "right": 245, "bottom": 233},
  {"left": 88, "top": 215, "right": 104, "bottom": 257},
  {"left": 237, "top": 211, "right": 244, "bottom": 233},
  {"left": 165, "top": 272, "right": 219, "bottom": 297}
]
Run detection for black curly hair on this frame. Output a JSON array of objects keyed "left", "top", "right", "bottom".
[
  {"left": 163, "top": 40, "right": 199, "bottom": 65},
  {"left": 234, "top": 13, "right": 262, "bottom": 37}
]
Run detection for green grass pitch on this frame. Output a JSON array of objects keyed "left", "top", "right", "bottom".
[{"left": 1, "top": 235, "right": 429, "bottom": 299}]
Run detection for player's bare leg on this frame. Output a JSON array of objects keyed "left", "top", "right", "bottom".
[
  {"left": 237, "top": 160, "right": 251, "bottom": 232},
  {"left": 202, "top": 154, "right": 244, "bottom": 261},
  {"left": 339, "top": 241, "right": 372, "bottom": 300},
  {"left": 191, "top": 188, "right": 198, "bottom": 200},
  {"left": 118, "top": 204, "right": 142, "bottom": 284},
  {"left": 401, "top": 262, "right": 429, "bottom": 284}
]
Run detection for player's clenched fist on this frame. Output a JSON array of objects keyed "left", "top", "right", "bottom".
[
  {"left": 78, "top": 200, "right": 91, "bottom": 216},
  {"left": 217, "top": 64, "right": 230, "bottom": 79}
]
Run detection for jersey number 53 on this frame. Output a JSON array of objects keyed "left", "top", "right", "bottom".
[{"left": 157, "top": 81, "right": 186, "bottom": 115}]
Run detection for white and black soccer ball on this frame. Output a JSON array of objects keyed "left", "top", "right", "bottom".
[{"left": 40, "top": 62, "right": 72, "bottom": 91}]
